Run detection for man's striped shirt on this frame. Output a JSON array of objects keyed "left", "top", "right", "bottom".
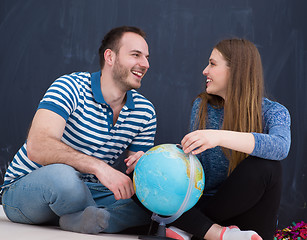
[{"left": 2, "top": 71, "right": 156, "bottom": 187}]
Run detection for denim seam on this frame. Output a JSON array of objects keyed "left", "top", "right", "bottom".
[
  {"left": 88, "top": 187, "right": 111, "bottom": 192},
  {"left": 2, "top": 203, "right": 35, "bottom": 224},
  {"left": 109, "top": 199, "right": 135, "bottom": 211}
]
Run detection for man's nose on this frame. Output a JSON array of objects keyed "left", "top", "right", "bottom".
[{"left": 140, "top": 56, "right": 149, "bottom": 69}]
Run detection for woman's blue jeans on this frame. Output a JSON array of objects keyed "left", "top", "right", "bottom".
[{"left": 1, "top": 164, "right": 151, "bottom": 233}]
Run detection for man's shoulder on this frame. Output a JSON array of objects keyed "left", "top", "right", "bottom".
[
  {"left": 131, "top": 90, "right": 155, "bottom": 113},
  {"left": 53, "top": 72, "right": 92, "bottom": 92},
  {"left": 60, "top": 71, "right": 91, "bottom": 82}
]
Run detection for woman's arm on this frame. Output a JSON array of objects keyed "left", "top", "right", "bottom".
[
  {"left": 182, "top": 100, "right": 291, "bottom": 160},
  {"left": 250, "top": 101, "right": 291, "bottom": 160},
  {"left": 181, "top": 129, "right": 255, "bottom": 155}
]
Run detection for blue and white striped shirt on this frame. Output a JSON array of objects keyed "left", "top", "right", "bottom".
[{"left": 2, "top": 71, "right": 156, "bottom": 187}]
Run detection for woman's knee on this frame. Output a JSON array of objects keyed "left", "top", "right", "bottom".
[{"left": 235, "top": 156, "right": 282, "bottom": 181}]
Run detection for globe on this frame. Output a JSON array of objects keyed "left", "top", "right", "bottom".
[{"left": 133, "top": 144, "right": 205, "bottom": 216}]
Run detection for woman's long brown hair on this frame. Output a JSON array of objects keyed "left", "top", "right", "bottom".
[{"left": 196, "top": 39, "right": 264, "bottom": 174}]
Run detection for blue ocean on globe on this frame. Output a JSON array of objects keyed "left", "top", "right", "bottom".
[{"left": 133, "top": 144, "right": 205, "bottom": 216}]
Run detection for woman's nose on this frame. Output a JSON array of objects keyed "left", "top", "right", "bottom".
[{"left": 202, "top": 65, "right": 209, "bottom": 75}]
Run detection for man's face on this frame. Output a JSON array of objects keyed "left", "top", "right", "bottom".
[{"left": 112, "top": 32, "right": 149, "bottom": 91}]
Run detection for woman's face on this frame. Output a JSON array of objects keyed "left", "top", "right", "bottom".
[{"left": 203, "top": 48, "right": 230, "bottom": 99}]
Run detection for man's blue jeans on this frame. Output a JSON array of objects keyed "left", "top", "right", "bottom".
[{"left": 1, "top": 164, "right": 151, "bottom": 233}]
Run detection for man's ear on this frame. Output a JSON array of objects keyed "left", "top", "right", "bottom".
[{"left": 104, "top": 49, "right": 115, "bottom": 66}]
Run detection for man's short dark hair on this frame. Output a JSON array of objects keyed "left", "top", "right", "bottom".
[{"left": 98, "top": 26, "right": 146, "bottom": 69}]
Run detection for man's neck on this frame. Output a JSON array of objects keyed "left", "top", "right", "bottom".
[{"left": 100, "top": 71, "right": 127, "bottom": 110}]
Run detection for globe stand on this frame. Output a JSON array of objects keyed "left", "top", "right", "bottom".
[
  {"left": 138, "top": 222, "right": 175, "bottom": 239},
  {"left": 139, "top": 149, "right": 195, "bottom": 240}
]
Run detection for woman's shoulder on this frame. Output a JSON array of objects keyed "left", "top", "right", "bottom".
[
  {"left": 262, "top": 97, "right": 289, "bottom": 113},
  {"left": 262, "top": 97, "right": 291, "bottom": 125},
  {"left": 192, "top": 97, "right": 202, "bottom": 106}
]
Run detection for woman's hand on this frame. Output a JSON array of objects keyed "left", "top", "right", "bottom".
[
  {"left": 181, "top": 130, "right": 255, "bottom": 155},
  {"left": 181, "top": 130, "right": 221, "bottom": 155}
]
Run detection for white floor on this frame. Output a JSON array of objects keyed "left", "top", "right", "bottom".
[{"left": 0, "top": 205, "right": 139, "bottom": 240}]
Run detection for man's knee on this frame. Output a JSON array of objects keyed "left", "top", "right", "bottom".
[
  {"left": 43, "top": 164, "right": 88, "bottom": 193},
  {"left": 42, "top": 163, "right": 78, "bottom": 178}
]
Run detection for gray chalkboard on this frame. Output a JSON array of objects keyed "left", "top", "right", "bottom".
[{"left": 0, "top": 0, "right": 306, "bottom": 229}]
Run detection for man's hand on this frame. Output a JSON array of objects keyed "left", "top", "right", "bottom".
[
  {"left": 27, "top": 109, "right": 136, "bottom": 200},
  {"left": 96, "top": 150, "right": 144, "bottom": 200},
  {"left": 95, "top": 165, "right": 135, "bottom": 200},
  {"left": 124, "top": 151, "right": 144, "bottom": 174}
]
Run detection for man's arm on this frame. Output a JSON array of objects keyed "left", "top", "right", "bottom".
[{"left": 27, "top": 108, "right": 134, "bottom": 200}]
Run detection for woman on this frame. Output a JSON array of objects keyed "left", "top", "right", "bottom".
[{"left": 167, "top": 39, "right": 291, "bottom": 240}]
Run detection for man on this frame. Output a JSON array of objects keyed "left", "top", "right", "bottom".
[{"left": 1, "top": 26, "right": 156, "bottom": 234}]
